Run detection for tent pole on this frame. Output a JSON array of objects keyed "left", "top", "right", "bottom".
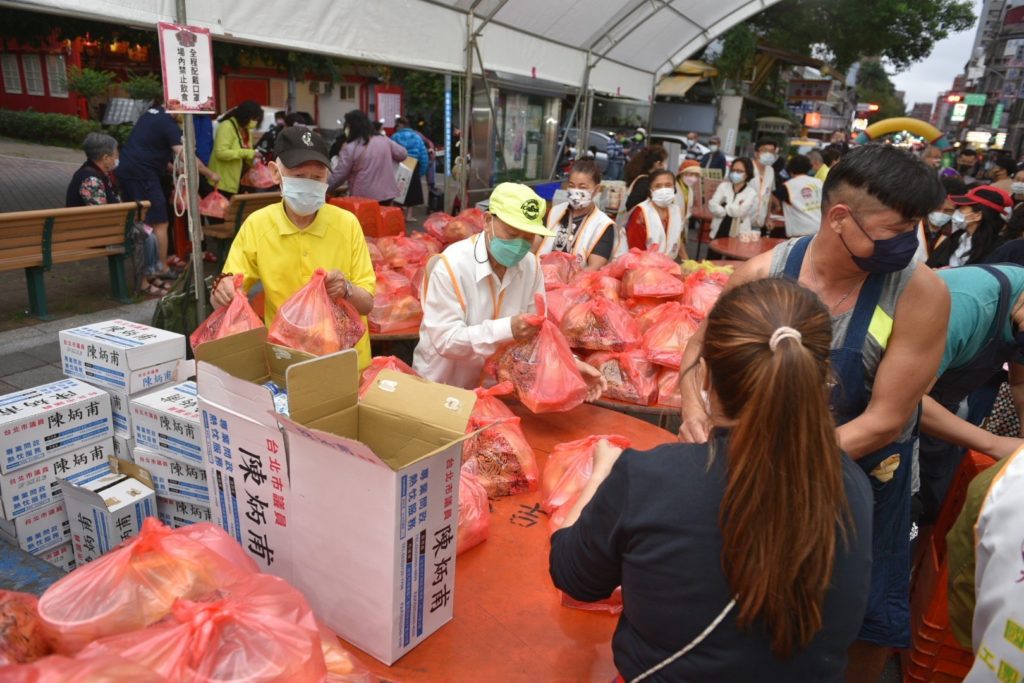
[
  {"left": 175, "top": 0, "right": 206, "bottom": 320},
  {"left": 548, "top": 86, "right": 583, "bottom": 180},
  {"left": 472, "top": 41, "right": 507, "bottom": 175},
  {"left": 646, "top": 76, "right": 657, "bottom": 136},
  {"left": 461, "top": 11, "right": 474, "bottom": 213}
]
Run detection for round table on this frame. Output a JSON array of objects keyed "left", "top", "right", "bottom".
[
  {"left": 708, "top": 236, "right": 784, "bottom": 261},
  {"left": 593, "top": 396, "right": 680, "bottom": 430},
  {"left": 341, "top": 402, "right": 675, "bottom": 681}
]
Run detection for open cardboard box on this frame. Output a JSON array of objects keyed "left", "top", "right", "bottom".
[{"left": 195, "top": 327, "right": 477, "bottom": 665}]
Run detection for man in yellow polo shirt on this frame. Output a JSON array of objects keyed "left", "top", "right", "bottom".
[{"left": 211, "top": 127, "right": 376, "bottom": 367}]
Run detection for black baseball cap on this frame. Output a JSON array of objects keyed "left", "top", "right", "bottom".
[{"left": 273, "top": 127, "right": 330, "bottom": 168}]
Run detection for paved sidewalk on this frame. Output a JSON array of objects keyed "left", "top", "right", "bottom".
[{"left": 0, "top": 138, "right": 81, "bottom": 212}]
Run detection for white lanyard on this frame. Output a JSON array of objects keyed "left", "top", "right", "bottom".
[{"left": 629, "top": 598, "right": 737, "bottom": 682}]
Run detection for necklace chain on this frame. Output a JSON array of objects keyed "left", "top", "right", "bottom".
[{"left": 809, "top": 240, "right": 864, "bottom": 313}]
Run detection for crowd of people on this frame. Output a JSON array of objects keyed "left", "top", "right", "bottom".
[{"left": 62, "top": 103, "right": 1024, "bottom": 680}]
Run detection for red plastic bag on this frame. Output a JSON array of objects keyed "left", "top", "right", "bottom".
[
  {"left": 603, "top": 247, "right": 680, "bottom": 279},
  {"left": 625, "top": 297, "right": 665, "bottom": 319},
  {"left": 456, "top": 463, "right": 490, "bottom": 554},
  {"left": 0, "top": 653, "right": 169, "bottom": 682},
  {"left": 561, "top": 587, "right": 624, "bottom": 615},
  {"left": 318, "top": 621, "right": 376, "bottom": 683},
  {"left": 586, "top": 349, "right": 660, "bottom": 405},
  {"left": 656, "top": 367, "right": 682, "bottom": 408},
  {"left": 546, "top": 286, "right": 590, "bottom": 327},
  {"left": 569, "top": 271, "right": 622, "bottom": 302},
  {"left": 190, "top": 274, "right": 263, "bottom": 350},
  {"left": 198, "top": 190, "right": 230, "bottom": 220},
  {"left": 622, "top": 267, "right": 686, "bottom": 299},
  {"left": 635, "top": 301, "right": 680, "bottom": 334},
  {"left": 462, "top": 382, "right": 539, "bottom": 497},
  {"left": 559, "top": 297, "right": 640, "bottom": 352},
  {"left": 38, "top": 519, "right": 258, "bottom": 654},
  {"left": 642, "top": 303, "right": 701, "bottom": 369},
  {"left": 267, "top": 269, "right": 366, "bottom": 356},
  {"left": 368, "top": 291, "right": 422, "bottom": 333},
  {"left": 408, "top": 232, "right": 443, "bottom": 259},
  {"left": 359, "top": 356, "right": 419, "bottom": 398},
  {"left": 540, "top": 252, "right": 581, "bottom": 291},
  {"left": 375, "top": 268, "right": 413, "bottom": 296},
  {"left": 377, "top": 235, "right": 432, "bottom": 269},
  {"left": 78, "top": 573, "right": 326, "bottom": 683},
  {"left": 681, "top": 270, "right": 730, "bottom": 317},
  {"left": 366, "top": 239, "right": 384, "bottom": 269},
  {"left": 541, "top": 435, "right": 631, "bottom": 532},
  {"left": 489, "top": 295, "right": 588, "bottom": 413},
  {"left": 241, "top": 159, "right": 276, "bottom": 189},
  {"left": 457, "top": 207, "right": 487, "bottom": 231},
  {"left": 424, "top": 212, "right": 454, "bottom": 244},
  {"left": 0, "top": 591, "right": 49, "bottom": 665}
]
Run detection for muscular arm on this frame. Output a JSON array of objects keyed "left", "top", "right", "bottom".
[
  {"left": 921, "top": 394, "right": 1023, "bottom": 459},
  {"left": 837, "top": 266, "right": 950, "bottom": 458}
]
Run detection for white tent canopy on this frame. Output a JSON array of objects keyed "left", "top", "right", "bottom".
[{"left": 14, "top": 0, "right": 782, "bottom": 101}]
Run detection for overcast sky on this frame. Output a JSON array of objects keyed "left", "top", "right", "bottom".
[{"left": 891, "top": 0, "right": 982, "bottom": 107}]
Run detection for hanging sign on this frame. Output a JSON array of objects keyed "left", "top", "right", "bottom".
[{"left": 157, "top": 22, "right": 216, "bottom": 114}]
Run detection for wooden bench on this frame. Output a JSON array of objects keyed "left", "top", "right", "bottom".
[
  {"left": 202, "top": 191, "right": 280, "bottom": 259},
  {"left": 0, "top": 201, "right": 149, "bottom": 319}
]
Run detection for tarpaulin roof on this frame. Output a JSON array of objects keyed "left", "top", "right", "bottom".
[{"left": 13, "top": 0, "right": 783, "bottom": 101}]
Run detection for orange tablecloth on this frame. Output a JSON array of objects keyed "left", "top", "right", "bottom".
[
  {"left": 341, "top": 402, "right": 674, "bottom": 681},
  {"left": 708, "top": 236, "right": 783, "bottom": 261}
]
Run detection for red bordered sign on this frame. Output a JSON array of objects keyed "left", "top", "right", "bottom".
[{"left": 157, "top": 22, "right": 216, "bottom": 114}]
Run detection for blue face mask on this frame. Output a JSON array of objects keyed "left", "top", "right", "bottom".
[
  {"left": 840, "top": 209, "right": 919, "bottom": 274},
  {"left": 488, "top": 228, "right": 532, "bottom": 267}
]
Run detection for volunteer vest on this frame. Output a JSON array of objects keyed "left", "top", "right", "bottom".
[
  {"left": 967, "top": 448, "right": 1024, "bottom": 681},
  {"left": 638, "top": 199, "right": 684, "bottom": 257},
  {"left": 752, "top": 163, "right": 774, "bottom": 227},
  {"left": 782, "top": 175, "right": 822, "bottom": 237},
  {"left": 540, "top": 203, "right": 619, "bottom": 263}
]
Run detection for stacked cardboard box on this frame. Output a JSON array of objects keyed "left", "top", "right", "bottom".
[{"left": 0, "top": 378, "right": 114, "bottom": 571}]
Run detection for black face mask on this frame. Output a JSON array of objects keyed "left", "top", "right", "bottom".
[{"left": 839, "top": 209, "right": 919, "bottom": 274}]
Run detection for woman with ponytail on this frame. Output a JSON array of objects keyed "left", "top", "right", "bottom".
[{"left": 550, "top": 278, "right": 873, "bottom": 682}]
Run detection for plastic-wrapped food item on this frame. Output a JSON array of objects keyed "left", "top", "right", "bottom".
[
  {"left": 456, "top": 462, "right": 490, "bottom": 554},
  {"left": 457, "top": 207, "right": 487, "bottom": 231},
  {"left": 368, "top": 292, "right": 423, "bottom": 333},
  {"left": 680, "top": 259, "right": 733, "bottom": 276},
  {"left": 624, "top": 297, "right": 666, "bottom": 319},
  {"left": 541, "top": 435, "right": 632, "bottom": 532},
  {"left": 0, "top": 591, "right": 49, "bottom": 666},
  {"left": 489, "top": 295, "right": 588, "bottom": 414},
  {"left": 261, "top": 380, "right": 289, "bottom": 416},
  {"left": 0, "top": 653, "right": 169, "bottom": 682},
  {"left": 642, "top": 303, "right": 702, "bottom": 369},
  {"left": 267, "top": 269, "right": 366, "bottom": 356},
  {"left": 546, "top": 286, "right": 589, "bottom": 327},
  {"left": 681, "top": 270, "right": 730, "bottom": 317},
  {"left": 603, "top": 248, "right": 681, "bottom": 279},
  {"left": 568, "top": 271, "right": 622, "bottom": 302},
  {"left": 540, "top": 252, "right": 581, "bottom": 291},
  {"left": 318, "top": 621, "right": 376, "bottom": 683},
  {"left": 190, "top": 274, "right": 264, "bottom": 351},
  {"left": 38, "top": 518, "right": 258, "bottom": 655},
  {"left": 656, "top": 367, "right": 682, "bottom": 408},
  {"left": 377, "top": 235, "right": 433, "bottom": 269},
  {"left": 424, "top": 212, "right": 454, "bottom": 244},
  {"left": 559, "top": 298, "right": 640, "bottom": 352},
  {"left": 586, "top": 350, "right": 659, "bottom": 405},
  {"left": 621, "top": 267, "right": 686, "bottom": 299},
  {"left": 241, "top": 159, "right": 276, "bottom": 189},
  {"left": 375, "top": 268, "right": 413, "bottom": 297},
  {"left": 358, "top": 356, "right": 419, "bottom": 398},
  {"left": 78, "top": 573, "right": 325, "bottom": 683},
  {"left": 462, "top": 383, "right": 539, "bottom": 497},
  {"left": 366, "top": 240, "right": 384, "bottom": 269},
  {"left": 408, "top": 231, "right": 443, "bottom": 258},
  {"left": 198, "top": 190, "right": 229, "bottom": 220}
]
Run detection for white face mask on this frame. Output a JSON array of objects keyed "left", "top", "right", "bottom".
[
  {"left": 566, "top": 188, "right": 593, "bottom": 210},
  {"left": 682, "top": 175, "right": 699, "bottom": 187},
  {"left": 280, "top": 175, "right": 328, "bottom": 216},
  {"left": 729, "top": 171, "right": 745, "bottom": 184},
  {"left": 651, "top": 187, "right": 675, "bottom": 207},
  {"left": 708, "top": 145, "right": 719, "bottom": 153},
  {"left": 759, "top": 152, "right": 776, "bottom": 165},
  {"left": 951, "top": 209, "right": 968, "bottom": 230},
  {"left": 928, "top": 211, "right": 951, "bottom": 228},
  {"left": 1012, "top": 181, "right": 1024, "bottom": 195}
]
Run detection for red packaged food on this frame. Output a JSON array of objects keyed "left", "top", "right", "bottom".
[
  {"left": 190, "top": 274, "right": 264, "bottom": 351},
  {"left": 377, "top": 206, "right": 406, "bottom": 237},
  {"left": 540, "top": 252, "right": 581, "bottom": 291},
  {"left": 0, "top": 591, "right": 49, "bottom": 666},
  {"left": 366, "top": 240, "right": 384, "bottom": 269},
  {"left": 621, "top": 266, "right": 686, "bottom": 299},
  {"left": 656, "top": 367, "right": 682, "bottom": 408},
  {"left": 457, "top": 207, "right": 487, "bottom": 231},
  {"left": 424, "top": 212, "right": 454, "bottom": 244},
  {"left": 625, "top": 297, "right": 666, "bottom": 319},
  {"left": 642, "top": 302, "right": 701, "bottom": 369},
  {"left": 267, "top": 269, "right": 366, "bottom": 356},
  {"left": 681, "top": 270, "right": 730, "bottom": 317},
  {"left": 375, "top": 268, "right": 413, "bottom": 297},
  {"left": 359, "top": 356, "right": 419, "bottom": 398},
  {"left": 546, "top": 286, "right": 589, "bottom": 327},
  {"left": 603, "top": 247, "right": 681, "bottom": 279},
  {"left": 541, "top": 435, "right": 632, "bottom": 531},
  {"left": 456, "top": 462, "right": 490, "bottom": 554},
  {"left": 78, "top": 573, "right": 326, "bottom": 683},
  {"left": 560, "top": 297, "right": 640, "bottom": 352},
  {"left": 377, "top": 235, "right": 432, "bottom": 269},
  {"left": 198, "top": 189, "right": 230, "bottom": 220},
  {"left": 462, "top": 382, "right": 539, "bottom": 497},
  {"left": 368, "top": 291, "right": 422, "bottom": 333},
  {"left": 569, "top": 271, "right": 622, "bottom": 302},
  {"left": 489, "top": 294, "right": 588, "bottom": 413},
  {"left": 408, "top": 231, "right": 443, "bottom": 258},
  {"left": 241, "top": 159, "right": 276, "bottom": 189},
  {"left": 0, "top": 653, "right": 169, "bottom": 682},
  {"left": 586, "top": 349, "right": 660, "bottom": 405},
  {"left": 318, "top": 621, "right": 376, "bottom": 683},
  {"left": 38, "top": 519, "right": 258, "bottom": 654}
]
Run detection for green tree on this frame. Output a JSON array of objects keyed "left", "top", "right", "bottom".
[
  {"left": 392, "top": 68, "right": 446, "bottom": 140},
  {"left": 122, "top": 73, "right": 163, "bottom": 103},
  {"left": 67, "top": 67, "right": 115, "bottom": 119},
  {"left": 856, "top": 60, "right": 907, "bottom": 120},
  {"left": 714, "top": 24, "right": 759, "bottom": 86}
]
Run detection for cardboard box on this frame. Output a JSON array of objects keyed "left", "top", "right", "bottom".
[
  {"left": 0, "top": 437, "right": 114, "bottom": 520},
  {"left": 38, "top": 540, "right": 76, "bottom": 572},
  {"left": 107, "top": 387, "right": 132, "bottom": 437},
  {"left": 61, "top": 458, "right": 156, "bottom": 565},
  {"left": 0, "top": 378, "right": 113, "bottom": 474},
  {"left": 0, "top": 499, "right": 71, "bottom": 553},
  {"left": 59, "top": 319, "right": 185, "bottom": 393},
  {"left": 196, "top": 329, "right": 475, "bottom": 665},
  {"left": 112, "top": 432, "right": 133, "bottom": 462},
  {"left": 156, "top": 494, "right": 212, "bottom": 528},
  {"left": 130, "top": 381, "right": 202, "bottom": 466},
  {"left": 133, "top": 445, "right": 209, "bottom": 505}
]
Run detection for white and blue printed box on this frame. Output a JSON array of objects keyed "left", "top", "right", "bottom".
[
  {"left": 133, "top": 445, "right": 209, "bottom": 506},
  {"left": 0, "top": 498, "right": 72, "bottom": 554},
  {"left": 130, "top": 382, "right": 202, "bottom": 466},
  {"left": 38, "top": 541, "right": 76, "bottom": 572},
  {"left": 59, "top": 320, "right": 184, "bottom": 394},
  {"left": 0, "top": 437, "right": 114, "bottom": 520},
  {"left": 156, "top": 494, "right": 212, "bottom": 529},
  {"left": 0, "top": 378, "right": 113, "bottom": 475}
]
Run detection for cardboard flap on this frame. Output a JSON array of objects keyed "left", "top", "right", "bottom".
[
  {"left": 194, "top": 327, "right": 270, "bottom": 383},
  {"left": 277, "top": 412, "right": 391, "bottom": 470},
  {"left": 285, "top": 349, "right": 359, "bottom": 425},
  {"left": 109, "top": 456, "right": 155, "bottom": 491},
  {"left": 196, "top": 360, "right": 279, "bottom": 430},
  {"left": 266, "top": 343, "right": 318, "bottom": 390},
  {"left": 360, "top": 370, "right": 476, "bottom": 437}
]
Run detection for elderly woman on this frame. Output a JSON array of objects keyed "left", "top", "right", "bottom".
[{"left": 327, "top": 109, "right": 408, "bottom": 204}]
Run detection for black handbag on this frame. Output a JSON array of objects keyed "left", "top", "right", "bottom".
[{"left": 428, "top": 186, "right": 445, "bottom": 212}]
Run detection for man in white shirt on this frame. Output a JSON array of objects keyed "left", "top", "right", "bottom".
[
  {"left": 414, "top": 182, "right": 605, "bottom": 393},
  {"left": 750, "top": 138, "right": 779, "bottom": 234}
]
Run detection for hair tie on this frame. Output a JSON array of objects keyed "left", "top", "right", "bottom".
[{"left": 769, "top": 326, "right": 802, "bottom": 351}]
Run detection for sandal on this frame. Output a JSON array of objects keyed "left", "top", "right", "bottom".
[
  {"left": 140, "top": 282, "right": 168, "bottom": 298},
  {"left": 152, "top": 271, "right": 177, "bottom": 281},
  {"left": 166, "top": 255, "right": 188, "bottom": 269},
  {"left": 202, "top": 251, "right": 218, "bottom": 263}
]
